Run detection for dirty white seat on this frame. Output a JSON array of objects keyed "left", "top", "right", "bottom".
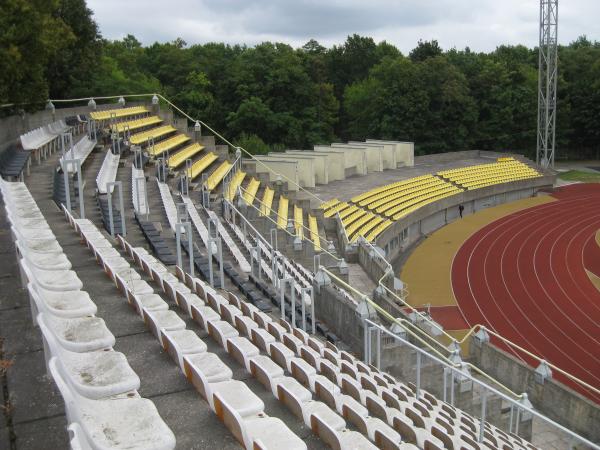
[
  {"left": 226, "top": 336, "right": 259, "bottom": 372},
  {"left": 24, "top": 263, "right": 83, "bottom": 291},
  {"left": 142, "top": 309, "right": 186, "bottom": 343},
  {"left": 175, "top": 292, "right": 204, "bottom": 316},
  {"left": 161, "top": 328, "right": 207, "bottom": 370},
  {"left": 131, "top": 293, "right": 169, "bottom": 314},
  {"left": 190, "top": 303, "right": 220, "bottom": 330},
  {"left": 249, "top": 355, "right": 285, "bottom": 397},
  {"left": 28, "top": 283, "right": 97, "bottom": 319},
  {"left": 39, "top": 317, "right": 139, "bottom": 399},
  {"left": 207, "top": 320, "right": 239, "bottom": 348},
  {"left": 234, "top": 315, "right": 259, "bottom": 337},
  {"left": 49, "top": 358, "right": 176, "bottom": 450},
  {"left": 39, "top": 313, "right": 115, "bottom": 353},
  {"left": 212, "top": 379, "right": 264, "bottom": 417},
  {"left": 244, "top": 415, "right": 307, "bottom": 450},
  {"left": 251, "top": 327, "right": 276, "bottom": 353},
  {"left": 21, "top": 247, "right": 72, "bottom": 270},
  {"left": 183, "top": 353, "right": 233, "bottom": 408},
  {"left": 311, "top": 414, "right": 377, "bottom": 450}
]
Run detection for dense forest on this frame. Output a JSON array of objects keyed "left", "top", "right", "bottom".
[{"left": 2, "top": 0, "right": 600, "bottom": 159}]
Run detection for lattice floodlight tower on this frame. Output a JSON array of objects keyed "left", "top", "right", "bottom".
[{"left": 536, "top": 0, "right": 558, "bottom": 169}]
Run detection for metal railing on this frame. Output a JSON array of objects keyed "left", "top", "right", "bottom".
[{"left": 361, "top": 317, "right": 599, "bottom": 449}]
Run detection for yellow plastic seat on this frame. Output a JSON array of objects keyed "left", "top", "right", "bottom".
[
  {"left": 130, "top": 125, "right": 177, "bottom": 145},
  {"left": 90, "top": 106, "right": 149, "bottom": 121},
  {"left": 205, "top": 160, "right": 232, "bottom": 191},
  {"left": 149, "top": 134, "right": 190, "bottom": 157},
  {"left": 167, "top": 143, "right": 204, "bottom": 168},
  {"left": 111, "top": 116, "right": 162, "bottom": 133},
  {"left": 187, "top": 152, "right": 218, "bottom": 180},
  {"left": 293, "top": 205, "right": 304, "bottom": 239},
  {"left": 242, "top": 178, "right": 260, "bottom": 206},
  {"left": 225, "top": 170, "right": 246, "bottom": 201},
  {"left": 260, "top": 187, "right": 274, "bottom": 217},
  {"left": 308, "top": 215, "right": 320, "bottom": 251},
  {"left": 277, "top": 196, "right": 289, "bottom": 229}
]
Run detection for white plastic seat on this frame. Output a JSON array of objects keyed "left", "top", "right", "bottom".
[
  {"left": 39, "top": 313, "right": 115, "bottom": 353},
  {"left": 190, "top": 303, "right": 220, "bottom": 331},
  {"left": 142, "top": 309, "right": 186, "bottom": 343},
  {"left": 175, "top": 292, "right": 204, "bottom": 316},
  {"left": 16, "top": 237, "right": 62, "bottom": 254},
  {"left": 22, "top": 248, "right": 72, "bottom": 270},
  {"left": 131, "top": 293, "right": 169, "bottom": 315},
  {"left": 161, "top": 328, "right": 207, "bottom": 370},
  {"left": 28, "top": 283, "right": 97, "bottom": 320},
  {"left": 220, "top": 303, "right": 243, "bottom": 325},
  {"left": 251, "top": 327, "right": 276, "bottom": 353},
  {"left": 38, "top": 315, "right": 139, "bottom": 399},
  {"left": 212, "top": 379, "right": 264, "bottom": 417},
  {"left": 26, "top": 264, "right": 83, "bottom": 291},
  {"left": 310, "top": 414, "right": 377, "bottom": 450},
  {"left": 226, "top": 336, "right": 260, "bottom": 372},
  {"left": 49, "top": 358, "right": 176, "bottom": 450},
  {"left": 249, "top": 355, "right": 285, "bottom": 397},
  {"left": 234, "top": 315, "right": 258, "bottom": 337},
  {"left": 183, "top": 353, "right": 233, "bottom": 408},
  {"left": 244, "top": 415, "right": 307, "bottom": 450},
  {"left": 207, "top": 320, "right": 239, "bottom": 348},
  {"left": 269, "top": 342, "right": 295, "bottom": 371},
  {"left": 290, "top": 357, "right": 318, "bottom": 390}
]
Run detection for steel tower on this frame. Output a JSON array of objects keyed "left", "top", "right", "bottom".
[{"left": 536, "top": 0, "right": 558, "bottom": 168}]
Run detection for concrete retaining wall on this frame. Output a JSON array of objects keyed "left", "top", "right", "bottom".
[
  {"left": 470, "top": 340, "right": 600, "bottom": 443},
  {"left": 316, "top": 145, "right": 367, "bottom": 176},
  {"left": 285, "top": 151, "right": 330, "bottom": 184},
  {"left": 253, "top": 158, "right": 300, "bottom": 191},
  {"left": 366, "top": 140, "right": 415, "bottom": 167},
  {"left": 265, "top": 153, "right": 316, "bottom": 188}
]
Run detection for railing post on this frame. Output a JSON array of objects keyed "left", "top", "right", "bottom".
[
  {"left": 443, "top": 367, "right": 448, "bottom": 403},
  {"left": 291, "top": 282, "right": 296, "bottom": 328},
  {"left": 175, "top": 222, "right": 183, "bottom": 268},
  {"left": 479, "top": 389, "right": 487, "bottom": 443},
  {"left": 416, "top": 351, "right": 421, "bottom": 398},
  {"left": 376, "top": 327, "right": 381, "bottom": 370}
]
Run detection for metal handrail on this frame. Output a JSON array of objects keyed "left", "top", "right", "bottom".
[{"left": 362, "top": 318, "right": 600, "bottom": 450}]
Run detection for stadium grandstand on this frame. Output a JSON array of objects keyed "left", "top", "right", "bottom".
[{"left": 1, "top": 93, "right": 599, "bottom": 450}]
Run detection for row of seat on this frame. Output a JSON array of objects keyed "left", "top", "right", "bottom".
[
  {"left": 0, "top": 143, "right": 31, "bottom": 179},
  {"left": 114, "top": 236, "right": 308, "bottom": 449},
  {"left": 294, "top": 205, "right": 304, "bottom": 239},
  {"left": 390, "top": 187, "right": 461, "bottom": 221},
  {"left": 149, "top": 134, "right": 190, "bottom": 157},
  {"left": 131, "top": 164, "right": 149, "bottom": 215},
  {"left": 96, "top": 149, "right": 120, "bottom": 194},
  {"left": 206, "top": 160, "right": 232, "bottom": 191},
  {"left": 0, "top": 179, "right": 175, "bottom": 450},
  {"left": 438, "top": 159, "right": 541, "bottom": 191},
  {"left": 156, "top": 179, "right": 180, "bottom": 232},
  {"left": 308, "top": 215, "right": 321, "bottom": 251},
  {"left": 20, "top": 120, "right": 70, "bottom": 164},
  {"left": 60, "top": 135, "right": 97, "bottom": 173},
  {"left": 242, "top": 177, "right": 260, "bottom": 205},
  {"left": 90, "top": 105, "right": 149, "bottom": 121},
  {"left": 260, "top": 187, "right": 275, "bottom": 217},
  {"left": 134, "top": 213, "right": 177, "bottom": 265},
  {"left": 225, "top": 170, "right": 246, "bottom": 201},
  {"left": 383, "top": 185, "right": 462, "bottom": 219},
  {"left": 129, "top": 125, "right": 177, "bottom": 146},
  {"left": 353, "top": 175, "right": 441, "bottom": 208},
  {"left": 187, "top": 152, "right": 218, "bottom": 180},
  {"left": 367, "top": 178, "right": 454, "bottom": 214},
  {"left": 277, "top": 196, "right": 289, "bottom": 229},
  {"left": 168, "top": 142, "right": 204, "bottom": 169},
  {"left": 110, "top": 115, "right": 162, "bottom": 134}
]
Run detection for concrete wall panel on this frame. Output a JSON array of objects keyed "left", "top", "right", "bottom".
[
  {"left": 266, "top": 154, "right": 316, "bottom": 188},
  {"left": 254, "top": 158, "right": 300, "bottom": 191}
]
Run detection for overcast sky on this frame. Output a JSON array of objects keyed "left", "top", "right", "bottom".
[{"left": 88, "top": 0, "right": 600, "bottom": 53}]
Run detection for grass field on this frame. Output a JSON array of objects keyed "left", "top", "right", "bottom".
[{"left": 558, "top": 170, "right": 600, "bottom": 182}]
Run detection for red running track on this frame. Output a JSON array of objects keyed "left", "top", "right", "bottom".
[{"left": 452, "top": 184, "right": 600, "bottom": 404}]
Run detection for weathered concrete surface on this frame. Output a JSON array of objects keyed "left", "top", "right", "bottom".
[{"left": 470, "top": 341, "right": 600, "bottom": 444}]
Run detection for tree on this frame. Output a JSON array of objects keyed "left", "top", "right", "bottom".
[
  {"left": 409, "top": 39, "right": 443, "bottom": 62},
  {"left": 0, "top": 0, "right": 74, "bottom": 108}
]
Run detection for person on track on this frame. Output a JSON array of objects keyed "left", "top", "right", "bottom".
[{"left": 459, "top": 204, "right": 464, "bottom": 218}]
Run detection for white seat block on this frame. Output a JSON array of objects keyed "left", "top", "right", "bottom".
[
  {"left": 208, "top": 320, "right": 239, "bottom": 348},
  {"left": 226, "top": 336, "right": 260, "bottom": 372},
  {"left": 161, "top": 328, "right": 207, "bottom": 370},
  {"left": 41, "top": 314, "right": 115, "bottom": 352},
  {"left": 50, "top": 359, "right": 175, "bottom": 450}
]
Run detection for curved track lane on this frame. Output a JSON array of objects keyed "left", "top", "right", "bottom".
[{"left": 452, "top": 184, "right": 600, "bottom": 403}]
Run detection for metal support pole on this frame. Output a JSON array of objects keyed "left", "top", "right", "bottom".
[
  {"left": 106, "top": 181, "right": 126, "bottom": 237},
  {"left": 479, "top": 390, "right": 487, "bottom": 443},
  {"left": 301, "top": 287, "right": 311, "bottom": 332},
  {"left": 280, "top": 278, "right": 292, "bottom": 321},
  {"left": 310, "top": 286, "right": 315, "bottom": 335},
  {"left": 375, "top": 327, "right": 380, "bottom": 369},
  {"left": 416, "top": 351, "right": 421, "bottom": 398},
  {"left": 62, "top": 162, "right": 72, "bottom": 212},
  {"left": 186, "top": 222, "right": 194, "bottom": 277},
  {"left": 291, "top": 282, "right": 296, "bottom": 328},
  {"left": 217, "top": 237, "right": 224, "bottom": 288},
  {"left": 450, "top": 369, "right": 455, "bottom": 406},
  {"left": 364, "top": 321, "right": 369, "bottom": 364},
  {"left": 443, "top": 367, "right": 448, "bottom": 403},
  {"left": 176, "top": 223, "right": 184, "bottom": 269}
]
